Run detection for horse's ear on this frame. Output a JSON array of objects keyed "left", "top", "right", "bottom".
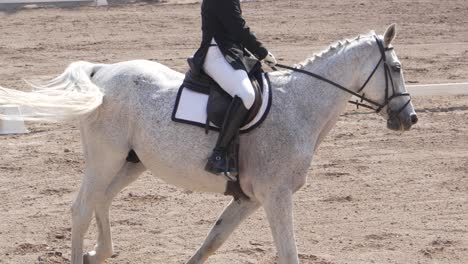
[{"left": 383, "top": 24, "right": 397, "bottom": 47}]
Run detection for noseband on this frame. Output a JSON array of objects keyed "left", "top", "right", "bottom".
[{"left": 274, "top": 36, "right": 412, "bottom": 117}]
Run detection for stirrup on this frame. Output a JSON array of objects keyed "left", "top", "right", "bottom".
[
  {"left": 204, "top": 162, "right": 238, "bottom": 181},
  {"left": 223, "top": 171, "right": 237, "bottom": 182},
  {"left": 204, "top": 151, "right": 238, "bottom": 182}
]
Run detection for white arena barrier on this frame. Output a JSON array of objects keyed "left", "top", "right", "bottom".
[
  {"left": 95, "top": 0, "right": 107, "bottom": 6},
  {"left": 0, "top": 106, "right": 29, "bottom": 135},
  {"left": 406, "top": 82, "right": 468, "bottom": 97},
  {"left": 0, "top": 0, "right": 107, "bottom": 6}
]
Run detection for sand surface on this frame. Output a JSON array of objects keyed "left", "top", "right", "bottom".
[{"left": 0, "top": 0, "right": 467, "bottom": 263}]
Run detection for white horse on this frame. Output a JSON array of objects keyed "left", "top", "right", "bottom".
[{"left": 0, "top": 25, "right": 417, "bottom": 264}]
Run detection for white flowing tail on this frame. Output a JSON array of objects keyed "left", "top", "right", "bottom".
[{"left": 0, "top": 61, "right": 104, "bottom": 121}]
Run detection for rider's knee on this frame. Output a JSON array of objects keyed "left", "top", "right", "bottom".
[
  {"left": 238, "top": 78, "right": 255, "bottom": 109},
  {"left": 237, "top": 84, "right": 255, "bottom": 109}
]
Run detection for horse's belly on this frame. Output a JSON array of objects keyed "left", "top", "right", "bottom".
[
  {"left": 135, "top": 128, "right": 228, "bottom": 193},
  {"left": 145, "top": 161, "right": 228, "bottom": 193}
]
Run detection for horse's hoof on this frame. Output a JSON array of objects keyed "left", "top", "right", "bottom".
[
  {"left": 83, "top": 251, "right": 96, "bottom": 264},
  {"left": 83, "top": 255, "right": 90, "bottom": 264}
]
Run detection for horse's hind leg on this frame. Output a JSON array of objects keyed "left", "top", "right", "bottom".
[
  {"left": 83, "top": 162, "right": 146, "bottom": 264},
  {"left": 186, "top": 198, "right": 260, "bottom": 264},
  {"left": 71, "top": 172, "right": 100, "bottom": 264},
  {"left": 71, "top": 163, "right": 124, "bottom": 264},
  {"left": 71, "top": 128, "right": 132, "bottom": 264}
]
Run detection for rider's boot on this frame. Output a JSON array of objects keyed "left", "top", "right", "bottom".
[{"left": 205, "top": 96, "right": 248, "bottom": 181}]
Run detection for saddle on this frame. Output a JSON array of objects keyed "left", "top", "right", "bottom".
[
  {"left": 171, "top": 58, "right": 270, "bottom": 200},
  {"left": 184, "top": 57, "right": 265, "bottom": 130}
]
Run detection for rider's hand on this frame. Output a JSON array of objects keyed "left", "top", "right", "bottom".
[{"left": 263, "top": 52, "right": 277, "bottom": 67}]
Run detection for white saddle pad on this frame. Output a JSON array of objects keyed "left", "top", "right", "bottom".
[{"left": 171, "top": 73, "right": 272, "bottom": 133}]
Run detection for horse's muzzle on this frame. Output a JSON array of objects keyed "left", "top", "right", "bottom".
[
  {"left": 387, "top": 113, "right": 418, "bottom": 131},
  {"left": 410, "top": 114, "right": 418, "bottom": 125}
]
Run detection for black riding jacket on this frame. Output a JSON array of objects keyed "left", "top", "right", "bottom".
[{"left": 191, "top": 0, "right": 269, "bottom": 75}]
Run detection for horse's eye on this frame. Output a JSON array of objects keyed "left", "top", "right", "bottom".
[{"left": 392, "top": 64, "right": 401, "bottom": 72}]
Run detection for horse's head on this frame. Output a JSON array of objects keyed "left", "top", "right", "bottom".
[{"left": 359, "top": 24, "right": 417, "bottom": 131}]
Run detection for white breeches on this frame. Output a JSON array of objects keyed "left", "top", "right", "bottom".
[{"left": 202, "top": 42, "right": 255, "bottom": 109}]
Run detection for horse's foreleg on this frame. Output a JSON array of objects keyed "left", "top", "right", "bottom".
[
  {"left": 186, "top": 197, "right": 260, "bottom": 264},
  {"left": 84, "top": 162, "right": 146, "bottom": 264},
  {"left": 263, "top": 188, "right": 299, "bottom": 264}
]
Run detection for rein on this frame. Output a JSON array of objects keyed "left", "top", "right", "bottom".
[
  {"left": 273, "top": 63, "right": 382, "bottom": 111},
  {"left": 273, "top": 36, "right": 411, "bottom": 115}
]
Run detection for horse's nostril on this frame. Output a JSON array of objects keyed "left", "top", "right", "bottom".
[{"left": 411, "top": 114, "right": 418, "bottom": 125}]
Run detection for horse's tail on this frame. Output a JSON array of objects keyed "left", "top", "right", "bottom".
[{"left": 0, "top": 61, "right": 104, "bottom": 121}]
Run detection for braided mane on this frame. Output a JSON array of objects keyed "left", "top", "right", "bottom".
[{"left": 296, "top": 31, "right": 376, "bottom": 69}]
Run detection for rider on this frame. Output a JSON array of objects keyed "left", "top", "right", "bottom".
[{"left": 191, "top": 0, "right": 277, "bottom": 180}]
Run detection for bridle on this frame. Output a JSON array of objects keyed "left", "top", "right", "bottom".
[{"left": 273, "top": 36, "right": 411, "bottom": 117}]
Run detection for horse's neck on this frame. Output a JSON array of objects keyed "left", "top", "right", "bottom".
[{"left": 277, "top": 42, "right": 368, "bottom": 137}]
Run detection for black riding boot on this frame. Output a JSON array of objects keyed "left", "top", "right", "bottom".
[{"left": 205, "top": 96, "right": 248, "bottom": 181}]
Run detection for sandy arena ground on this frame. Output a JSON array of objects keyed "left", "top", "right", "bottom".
[{"left": 0, "top": 0, "right": 467, "bottom": 263}]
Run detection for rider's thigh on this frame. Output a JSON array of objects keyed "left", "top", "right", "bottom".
[{"left": 203, "top": 47, "right": 255, "bottom": 109}]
